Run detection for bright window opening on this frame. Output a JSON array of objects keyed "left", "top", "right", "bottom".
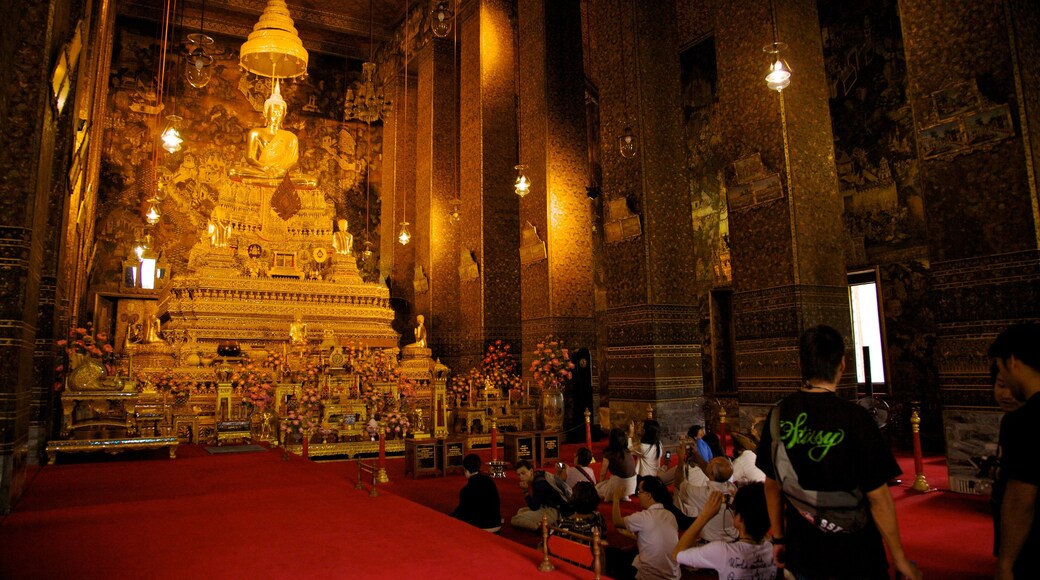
[{"left": 850, "top": 281, "right": 885, "bottom": 385}]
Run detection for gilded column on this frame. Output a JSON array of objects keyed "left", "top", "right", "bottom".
[
  {"left": 517, "top": 0, "right": 595, "bottom": 394},
  {"left": 593, "top": 0, "right": 702, "bottom": 440},
  {"left": 414, "top": 37, "right": 461, "bottom": 367},
  {"left": 712, "top": 0, "right": 853, "bottom": 416},
  {"left": 457, "top": 0, "right": 521, "bottom": 369}
]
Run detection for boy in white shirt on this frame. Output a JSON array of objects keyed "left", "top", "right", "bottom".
[{"left": 672, "top": 482, "right": 776, "bottom": 580}]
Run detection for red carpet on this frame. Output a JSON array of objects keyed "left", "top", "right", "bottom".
[
  {"left": 0, "top": 443, "right": 993, "bottom": 579},
  {"left": 0, "top": 445, "right": 591, "bottom": 579}
]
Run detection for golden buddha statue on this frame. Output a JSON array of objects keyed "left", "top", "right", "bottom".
[
  {"left": 413, "top": 314, "right": 427, "bottom": 349},
  {"left": 331, "top": 218, "right": 353, "bottom": 255},
  {"left": 229, "top": 81, "right": 317, "bottom": 188}
]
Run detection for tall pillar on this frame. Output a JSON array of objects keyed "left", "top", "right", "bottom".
[
  {"left": 899, "top": 0, "right": 1040, "bottom": 478},
  {"left": 593, "top": 0, "right": 702, "bottom": 440},
  {"left": 713, "top": 0, "right": 853, "bottom": 416},
  {"left": 414, "top": 37, "right": 461, "bottom": 367},
  {"left": 457, "top": 0, "right": 521, "bottom": 369},
  {"left": 517, "top": 0, "right": 595, "bottom": 383},
  {"left": 382, "top": 70, "right": 418, "bottom": 341}
]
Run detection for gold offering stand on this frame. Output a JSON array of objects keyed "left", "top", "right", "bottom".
[{"left": 46, "top": 350, "right": 179, "bottom": 464}]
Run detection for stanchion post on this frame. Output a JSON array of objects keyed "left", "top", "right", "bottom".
[
  {"left": 355, "top": 459, "right": 365, "bottom": 490},
  {"left": 910, "top": 401, "right": 933, "bottom": 493},
  {"left": 717, "top": 406, "right": 728, "bottom": 458},
  {"left": 584, "top": 408, "right": 594, "bottom": 463},
  {"left": 377, "top": 421, "right": 389, "bottom": 484},
  {"left": 491, "top": 416, "right": 499, "bottom": 463},
  {"left": 538, "top": 512, "right": 555, "bottom": 572}
]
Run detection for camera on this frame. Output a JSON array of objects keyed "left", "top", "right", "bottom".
[
  {"left": 664, "top": 451, "right": 672, "bottom": 461},
  {"left": 556, "top": 462, "right": 565, "bottom": 469}
]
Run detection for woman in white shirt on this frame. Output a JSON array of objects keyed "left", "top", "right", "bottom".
[{"left": 632, "top": 419, "right": 664, "bottom": 477}]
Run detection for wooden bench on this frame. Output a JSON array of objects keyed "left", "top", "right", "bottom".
[{"left": 45, "top": 436, "right": 179, "bottom": 465}]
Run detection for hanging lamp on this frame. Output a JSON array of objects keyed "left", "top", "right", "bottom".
[{"left": 185, "top": 0, "right": 214, "bottom": 88}]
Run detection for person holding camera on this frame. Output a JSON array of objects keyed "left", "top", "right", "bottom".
[
  {"left": 672, "top": 483, "right": 776, "bottom": 580},
  {"left": 675, "top": 453, "right": 737, "bottom": 542},
  {"left": 559, "top": 447, "right": 596, "bottom": 488}
]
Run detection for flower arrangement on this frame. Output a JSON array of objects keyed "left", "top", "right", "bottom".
[
  {"left": 383, "top": 411, "right": 411, "bottom": 438},
  {"left": 281, "top": 386, "right": 321, "bottom": 441},
  {"left": 447, "top": 371, "right": 473, "bottom": 406},
  {"left": 481, "top": 340, "right": 522, "bottom": 394},
  {"left": 529, "top": 336, "right": 575, "bottom": 393},
  {"left": 54, "top": 324, "right": 118, "bottom": 391}
]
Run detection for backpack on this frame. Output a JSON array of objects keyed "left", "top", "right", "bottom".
[
  {"left": 770, "top": 404, "right": 871, "bottom": 534},
  {"left": 541, "top": 471, "right": 575, "bottom": 516}
]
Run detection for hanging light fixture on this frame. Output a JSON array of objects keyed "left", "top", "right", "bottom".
[
  {"left": 185, "top": 0, "right": 214, "bottom": 88},
  {"left": 430, "top": 1, "right": 453, "bottom": 38},
  {"left": 763, "top": 42, "right": 791, "bottom": 92},
  {"left": 617, "top": 0, "right": 637, "bottom": 158},
  {"left": 513, "top": 165, "right": 530, "bottom": 197},
  {"left": 449, "top": 197, "right": 461, "bottom": 224},
  {"left": 185, "top": 34, "right": 215, "bottom": 88},
  {"left": 448, "top": 0, "right": 460, "bottom": 223},
  {"left": 618, "top": 126, "right": 637, "bottom": 158},
  {"left": 161, "top": 114, "right": 183, "bottom": 153},
  {"left": 513, "top": 3, "right": 532, "bottom": 197},
  {"left": 145, "top": 200, "right": 162, "bottom": 225},
  {"left": 345, "top": 0, "right": 391, "bottom": 122},
  {"left": 398, "top": 0, "right": 412, "bottom": 246}
]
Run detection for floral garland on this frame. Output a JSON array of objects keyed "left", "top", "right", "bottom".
[{"left": 529, "top": 336, "right": 575, "bottom": 393}]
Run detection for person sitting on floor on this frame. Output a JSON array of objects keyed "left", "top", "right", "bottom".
[
  {"left": 672, "top": 482, "right": 776, "bottom": 580},
  {"left": 555, "top": 481, "right": 606, "bottom": 540},
  {"left": 675, "top": 454, "right": 737, "bottom": 542},
  {"left": 560, "top": 447, "right": 597, "bottom": 488},
  {"left": 730, "top": 432, "right": 767, "bottom": 487},
  {"left": 449, "top": 454, "right": 502, "bottom": 532},
  {"left": 610, "top": 475, "right": 681, "bottom": 580},
  {"left": 596, "top": 427, "right": 638, "bottom": 502},
  {"left": 512, "top": 459, "right": 574, "bottom": 531}
]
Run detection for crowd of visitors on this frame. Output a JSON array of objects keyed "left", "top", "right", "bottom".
[{"left": 447, "top": 322, "right": 1040, "bottom": 579}]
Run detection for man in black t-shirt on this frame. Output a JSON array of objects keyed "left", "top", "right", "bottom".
[
  {"left": 755, "top": 325, "right": 919, "bottom": 580},
  {"left": 991, "top": 323, "right": 1040, "bottom": 579}
]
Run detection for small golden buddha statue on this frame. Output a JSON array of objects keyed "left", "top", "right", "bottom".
[
  {"left": 229, "top": 81, "right": 317, "bottom": 188},
  {"left": 413, "top": 314, "right": 427, "bottom": 349},
  {"left": 290, "top": 313, "right": 307, "bottom": 346},
  {"left": 331, "top": 218, "right": 353, "bottom": 255}
]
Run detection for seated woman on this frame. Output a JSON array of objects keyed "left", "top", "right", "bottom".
[
  {"left": 595, "top": 427, "right": 637, "bottom": 502},
  {"left": 555, "top": 481, "right": 606, "bottom": 540}
]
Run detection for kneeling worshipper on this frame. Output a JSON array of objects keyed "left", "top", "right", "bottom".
[{"left": 449, "top": 454, "right": 502, "bottom": 532}]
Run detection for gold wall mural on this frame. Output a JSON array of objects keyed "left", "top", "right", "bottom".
[{"left": 93, "top": 17, "right": 385, "bottom": 292}]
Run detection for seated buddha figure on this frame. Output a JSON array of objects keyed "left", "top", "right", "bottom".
[
  {"left": 331, "top": 218, "right": 353, "bottom": 255},
  {"left": 229, "top": 81, "right": 317, "bottom": 188}
]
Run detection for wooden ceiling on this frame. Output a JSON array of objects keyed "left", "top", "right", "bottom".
[{"left": 118, "top": 0, "right": 409, "bottom": 60}]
